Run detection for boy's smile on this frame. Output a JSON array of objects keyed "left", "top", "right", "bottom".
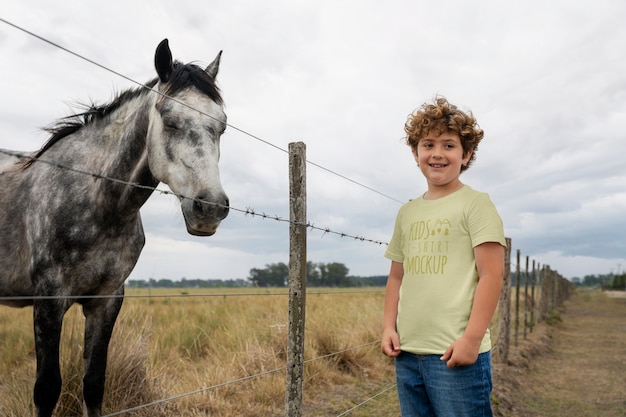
[{"left": 412, "top": 131, "right": 472, "bottom": 198}]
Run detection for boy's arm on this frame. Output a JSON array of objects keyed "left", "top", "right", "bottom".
[
  {"left": 441, "top": 241, "right": 504, "bottom": 367},
  {"left": 381, "top": 261, "right": 404, "bottom": 357}
]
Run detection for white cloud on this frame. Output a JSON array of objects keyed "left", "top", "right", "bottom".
[{"left": 519, "top": 251, "right": 625, "bottom": 279}]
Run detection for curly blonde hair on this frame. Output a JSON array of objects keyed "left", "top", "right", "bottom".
[{"left": 404, "top": 97, "right": 484, "bottom": 172}]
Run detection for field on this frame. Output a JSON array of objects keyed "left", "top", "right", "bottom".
[
  {"left": 1, "top": 284, "right": 571, "bottom": 417},
  {"left": 495, "top": 289, "right": 626, "bottom": 417},
  {"left": 0, "top": 288, "right": 399, "bottom": 417}
]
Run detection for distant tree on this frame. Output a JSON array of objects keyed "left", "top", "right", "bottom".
[
  {"left": 582, "top": 275, "right": 603, "bottom": 287},
  {"left": 575, "top": 273, "right": 623, "bottom": 288},
  {"left": 249, "top": 262, "right": 288, "bottom": 287},
  {"left": 125, "top": 269, "right": 388, "bottom": 288},
  {"left": 307, "top": 261, "right": 322, "bottom": 286},
  {"left": 156, "top": 279, "right": 174, "bottom": 288},
  {"left": 125, "top": 278, "right": 250, "bottom": 288},
  {"left": 610, "top": 274, "right": 626, "bottom": 290},
  {"left": 352, "top": 275, "right": 388, "bottom": 286},
  {"left": 325, "top": 262, "right": 350, "bottom": 286},
  {"left": 248, "top": 261, "right": 354, "bottom": 287}
]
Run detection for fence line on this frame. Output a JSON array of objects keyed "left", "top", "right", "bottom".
[
  {"left": 0, "top": 139, "right": 574, "bottom": 415},
  {"left": 103, "top": 367, "right": 287, "bottom": 417},
  {"left": 0, "top": 148, "right": 389, "bottom": 248},
  {"left": 495, "top": 238, "right": 513, "bottom": 362},
  {"left": 0, "top": 19, "right": 576, "bottom": 415},
  {"left": 0, "top": 288, "right": 385, "bottom": 304},
  {"left": 99, "top": 339, "right": 382, "bottom": 416},
  {"left": 494, "top": 246, "right": 573, "bottom": 364},
  {"left": 335, "top": 384, "right": 397, "bottom": 417},
  {"left": 8, "top": 249, "right": 563, "bottom": 417}
]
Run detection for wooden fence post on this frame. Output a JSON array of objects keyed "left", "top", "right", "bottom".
[
  {"left": 495, "top": 237, "right": 512, "bottom": 363},
  {"left": 285, "top": 142, "right": 307, "bottom": 417},
  {"left": 552, "top": 267, "right": 559, "bottom": 309},
  {"left": 514, "top": 249, "right": 521, "bottom": 346},
  {"left": 530, "top": 259, "right": 536, "bottom": 332},
  {"left": 540, "top": 264, "right": 550, "bottom": 321},
  {"left": 523, "top": 254, "right": 529, "bottom": 339}
]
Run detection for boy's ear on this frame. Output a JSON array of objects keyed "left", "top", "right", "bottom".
[{"left": 462, "top": 149, "right": 473, "bottom": 165}]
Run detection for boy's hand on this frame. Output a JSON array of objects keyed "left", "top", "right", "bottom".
[
  {"left": 381, "top": 328, "right": 401, "bottom": 357},
  {"left": 440, "top": 335, "right": 481, "bottom": 368}
]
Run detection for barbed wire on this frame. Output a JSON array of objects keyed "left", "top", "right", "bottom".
[
  {"left": 0, "top": 17, "right": 405, "bottom": 206},
  {"left": 0, "top": 288, "right": 384, "bottom": 303},
  {"left": 103, "top": 367, "right": 287, "bottom": 416},
  {"left": 102, "top": 340, "right": 382, "bottom": 416},
  {"left": 336, "top": 384, "right": 398, "bottom": 417},
  {"left": 0, "top": 148, "right": 389, "bottom": 247},
  {"left": 0, "top": 17, "right": 393, "bottom": 417}
]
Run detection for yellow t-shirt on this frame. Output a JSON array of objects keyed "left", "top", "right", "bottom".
[{"left": 384, "top": 185, "right": 506, "bottom": 355}]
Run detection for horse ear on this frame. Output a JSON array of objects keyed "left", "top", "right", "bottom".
[
  {"left": 205, "top": 51, "right": 222, "bottom": 79},
  {"left": 155, "top": 39, "right": 173, "bottom": 83}
]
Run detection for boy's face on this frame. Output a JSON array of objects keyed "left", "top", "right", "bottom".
[{"left": 412, "top": 130, "right": 472, "bottom": 190}]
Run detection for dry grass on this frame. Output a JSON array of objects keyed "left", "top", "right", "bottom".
[
  {"left": 0, "top": 288, "right": 397, "bottom": 417},
  {"left": 492, "top": 289, "right": 626, "bottom": 417},
  {"left": 2, "top": 285, "right": 564, "bottom": 417}
]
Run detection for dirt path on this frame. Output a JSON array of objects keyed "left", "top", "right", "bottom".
[{"left": 494, "top": 289, "right": 626, "bottom": 417}]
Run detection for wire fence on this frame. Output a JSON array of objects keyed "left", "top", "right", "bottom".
[
  {"left": 0, "top": 18, "right": 398, "bottom": 416},
  {"left": 0, "top": 17, "right": 573, "bottom": 417},
  {"left": 0, "top": 148, "right": 390, "bottom": 247},
  {"left": 100, "top": 339, "right": 383, "bottom": 417},
  {"left": 493, "top": 243, "right": 573, "bottom": 364}
]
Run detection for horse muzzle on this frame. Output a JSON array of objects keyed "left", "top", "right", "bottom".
[{"left": 181, "top": 192, "right": 229, "bottom": 236}]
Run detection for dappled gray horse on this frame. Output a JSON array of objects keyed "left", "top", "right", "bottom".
[{"left": 0, "top": 39, "right": 229, "bottom": 417}]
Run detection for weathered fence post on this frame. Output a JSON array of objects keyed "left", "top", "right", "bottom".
[
  {"left": 514, "top": 249, "right": 521, "bottom": 346},
  {"left": 526, "top": 257, "right": 538, "bottom": 333},
  {"left": 541, "top": 265, "right": 551, "bottom": 320},
  {"left": 285, "top": 142, "right": 307, "bottom": 417},
  {"left": 552, "top": 267, "right": 559, "bottom": 309},
  {"left": 523, "top": 254, "right": 529, "bottom": 339},
  {"left": 495, "top": 237, "right": 512, "bottom": 363}
]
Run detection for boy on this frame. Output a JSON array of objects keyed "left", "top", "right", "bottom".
[{"left": 381, "top": 97, "right": 506, "bottom": 416}]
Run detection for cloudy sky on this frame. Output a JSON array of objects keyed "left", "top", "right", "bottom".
[{"left": 1, "top": 0, "right": 625, "bottom": 281}]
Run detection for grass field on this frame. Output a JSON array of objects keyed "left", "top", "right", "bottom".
[
  {"left": 0, "top": 288, "right": 399, "bottom": 417},
  {"left": 0, "top": 284, "right": 560, "bottom": 417},
  {"left": 496, "top": 289, "right": 626, "bottom": 417}
]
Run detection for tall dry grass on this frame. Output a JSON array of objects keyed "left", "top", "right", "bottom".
[{"left": 0, "top": 288, "right": 396, "bottom": 417}]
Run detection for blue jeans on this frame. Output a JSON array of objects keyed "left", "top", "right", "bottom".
[{"left": 395, "top": 351, "right": 493, "bottom": 417}]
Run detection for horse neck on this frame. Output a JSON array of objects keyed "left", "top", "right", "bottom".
[{"left": 83, "top": 93, "right": 159, "bottom": 212}]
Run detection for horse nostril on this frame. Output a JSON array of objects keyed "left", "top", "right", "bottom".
[
  {"left": 193, "top": 196, "right": 210, "bottom": 216},
  {"left": 222, "top": 197, "right": 230, "bottom": 218},
  {"left": 210, "top": 195, "right": 229, "bottom": 219},
  {"left": 221, "top": 197, "right": 230, "bottom": 218},
  {"left": 193, "top": 194, "right": 229, "bottom": 219}
]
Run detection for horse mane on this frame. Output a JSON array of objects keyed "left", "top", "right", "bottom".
[
  {"left": 22, "top": 60, "right": 223, "bottom": 169},
  {"left": 165, "top": 60, "right": 223, "bottom": 106}
]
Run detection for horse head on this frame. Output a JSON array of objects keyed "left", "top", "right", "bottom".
[{"left": 147, "top": 39, "right": 229, "bottom": 236}]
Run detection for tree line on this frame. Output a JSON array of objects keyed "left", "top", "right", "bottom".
[
  {"left": 571, "top": 273, "right": 626, "bottom": 290},
  {"left": 126, "top": 278, "right": 250, "bottom": 288},
  {"left": 127, "top": 265, "right": 626, "bottom": 291},
  {"left": 126, "top": 261, "right": 388, "bottom": 288},
  {"left": 507, "top": 272, "right": 626, "bottom": 291}
]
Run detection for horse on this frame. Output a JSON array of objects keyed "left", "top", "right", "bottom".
[{"left": 0, "top": 39, "right": 229, "bottom": 417}]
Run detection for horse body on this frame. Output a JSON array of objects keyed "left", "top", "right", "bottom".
[{"left": 0, "top": 39, "right": 229, "bottom": 417}]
